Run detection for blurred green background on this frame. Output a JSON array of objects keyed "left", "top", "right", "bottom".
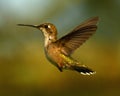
[{"left": 0, "top": 0, "right": 120, "bottom": 96}]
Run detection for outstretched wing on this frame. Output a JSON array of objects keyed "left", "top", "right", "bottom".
[{"left": 56, "top": 17, "right": 99, "bottom": 56}]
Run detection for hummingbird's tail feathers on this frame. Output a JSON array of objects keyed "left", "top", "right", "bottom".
[{"left": 72, "top": 65, "right": 96, "bottom": 75}]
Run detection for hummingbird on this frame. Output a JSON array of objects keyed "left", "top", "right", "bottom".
[{"left": 18, "top": 17, "right": 99, "bottom": 75}]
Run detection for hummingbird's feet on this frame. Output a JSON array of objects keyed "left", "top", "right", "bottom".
[
  {"left": 72, "top": 65, "right": 96, "bottom": 75},
  {"left": 57, "top": 66, "right": 63, "bottom": 72}
]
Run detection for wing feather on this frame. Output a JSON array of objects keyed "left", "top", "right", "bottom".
[{"left": 56, "top": 17, "right": 99, "bottom": 55}]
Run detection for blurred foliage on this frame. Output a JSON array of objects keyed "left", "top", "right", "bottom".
[{"left": 0, "top": 0, "right": 120, "bottom": 96}]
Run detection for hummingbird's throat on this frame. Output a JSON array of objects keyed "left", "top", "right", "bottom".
[{"left": 44, "top": 35, "right": 57, "bottom": 47}]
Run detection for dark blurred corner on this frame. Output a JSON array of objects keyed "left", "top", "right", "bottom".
[{"left": 0, "top": 0, "right": 120, "bottom": 96}]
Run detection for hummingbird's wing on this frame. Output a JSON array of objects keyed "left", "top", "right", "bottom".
[{"left": 56, "top": 17, "right": 99, "bottom": 56}]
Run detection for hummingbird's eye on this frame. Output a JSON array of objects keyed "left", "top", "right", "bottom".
[{"left": 44, "top": 25, "right": 48, "bottom": 28}]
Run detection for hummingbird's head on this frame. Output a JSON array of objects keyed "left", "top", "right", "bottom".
[
  {"left": 18, "top": 23, "right": 57, "bottom": 37},
  {"left": 38, "top": 23, "right": 57, "bottom": 37}
]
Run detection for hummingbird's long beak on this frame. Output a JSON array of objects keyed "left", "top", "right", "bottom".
[{"left": 17, "top": 24, "right": 40, "bottom": 29}]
